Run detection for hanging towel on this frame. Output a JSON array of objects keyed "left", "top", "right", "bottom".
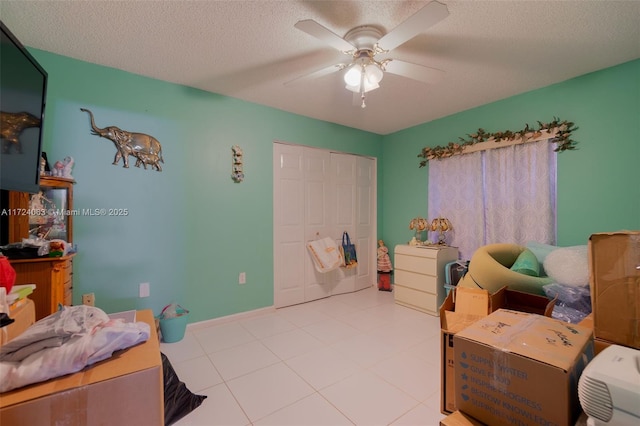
[{"left": 307, "top": 237, "right": 342, "bottom": 273}]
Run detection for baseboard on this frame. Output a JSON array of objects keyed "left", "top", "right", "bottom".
[{"left": 185, "top": 305, "right": 276, "bottom": 332}]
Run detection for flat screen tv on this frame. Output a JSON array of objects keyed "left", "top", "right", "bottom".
[{"left": 0, "top": 20, "right": 48, "bottom": 194}]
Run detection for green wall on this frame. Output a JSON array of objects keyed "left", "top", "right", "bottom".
[
  {"left": 27, "top": 48, "right": 639, "bottom": 323},
  {"left": 381, "top": 59, "right": 640, "bottom": 253},
  {"left": 32, "top": 49, "right": 382, "bottom": 322}
]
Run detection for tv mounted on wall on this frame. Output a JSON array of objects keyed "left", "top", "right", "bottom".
[{"left": 0, "top": 20, "right": 48, "bottom": 194}]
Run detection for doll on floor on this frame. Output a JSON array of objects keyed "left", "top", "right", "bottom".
[{"left": 377, "top": 240, "right": 393, "bottom": 291}]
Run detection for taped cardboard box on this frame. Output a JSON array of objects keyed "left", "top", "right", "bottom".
[
  {"left": 454, "top": 309, "right": 594, "bottom": 426},
  {"left": 440, "top": 287, "right": 555, "bottom": 414},
  {"left": 440, "top": 410, "right": 487, "bottom": 426},
  {"left": 577, "top": 313, "right": 614, "bottom": 356},
  {"left": 588, "top": 231, "right": 640, "bottom": 348},
  {"left": 0, "top": 310, "right": 163, "bottom": 426}
]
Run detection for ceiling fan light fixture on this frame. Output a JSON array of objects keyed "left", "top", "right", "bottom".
[
  {"left": 364, "top": 63, "right": 383, "bottom": 85},
  {"left": 345, "top": 81, "right": 379, "bottom": 93},
  {"left": 344, "top": 61, "right": 383, "bottom": 94},
  {"left": 344, "top": 64, "right": 363, "bottom": 87},
  {"left": 363, "top": 78, "right": 380, "bottom": 92},
  {"left": 294, "top": 3, "right": 450, "bottom": 109}
]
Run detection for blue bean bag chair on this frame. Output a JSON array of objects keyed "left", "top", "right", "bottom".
[{"left": 458, "top": 243, "right": 553, "bottom": 295}]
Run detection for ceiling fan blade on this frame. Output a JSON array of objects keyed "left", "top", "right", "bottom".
[
  {"left": 284, "top": 63, "right": 345, "bottom": 86},
  {"left": 384, "top": 60, "right": 445, "bottom": 85},
  {"left": 377, "top": 1, "right": 449, "bottom": 51},
  {"left": 294, "top": 19, "right": 355, "bottom": 52}
]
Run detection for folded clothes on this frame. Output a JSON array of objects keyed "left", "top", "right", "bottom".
[
  {"left": 0, "top": 305, "right": 149, "bottom": 393},
  {"left": 0, "top": 304, "right": 110, "bottom": 362}
]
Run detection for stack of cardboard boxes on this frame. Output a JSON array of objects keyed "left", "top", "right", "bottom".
[
  {"left": 440, "top": 230, "right": 640, "bottom": 426},
  {"left": 439, "top": 286, "right": 557, "bottom": 415}
]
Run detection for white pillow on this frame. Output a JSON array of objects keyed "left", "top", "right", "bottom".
[{"left": 543, "top": 245, "right": 589, "bottom": 287}]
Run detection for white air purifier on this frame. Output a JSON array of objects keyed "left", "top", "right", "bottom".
[{"left": 578, "top": 344, "right": 640, "bottom": 426}]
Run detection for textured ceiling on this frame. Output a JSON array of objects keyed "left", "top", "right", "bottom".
[{"left": 1, "top": 0, "right": 639, "bottom": 135}]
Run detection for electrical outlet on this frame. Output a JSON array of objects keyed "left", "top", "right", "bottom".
[
  {"left": 239, "top": 272, "right": 246, "bottom": 284},
  {"left": 139, "top": 282, "right": 150, "bottom": 298},
  {"left": 82, "top": 293, "right": 95, "bottom": 306}
]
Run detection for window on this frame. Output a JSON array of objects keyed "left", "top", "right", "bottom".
[{"left": 428, "top": 141, "right": 557, "bottom": 259}]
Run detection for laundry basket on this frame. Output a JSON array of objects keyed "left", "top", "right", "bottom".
[
  {"left": 159, "top": 304, "right": 189, "bottom": 343},
  {"left": 444, "top": 260, "right": 469, "bottom": 296}
]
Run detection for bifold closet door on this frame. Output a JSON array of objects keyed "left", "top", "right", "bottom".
[
  {"left": 273, "top": 144, "right": 331, "bottom": 307},
  {"left": 355, "top": 155, "right": 375, "bottom": 291},
  {"left": 303, "top": 148, "right": 333, "bottom": 302},
  {"left": 274, "top": 143, "right": 376, "bottom": 308},
  {"left": 331, "top": 152, "right": 357, "bottom": 295},
  {"left": 331, "top": 153, "right": 376, "bottom": 294},
  {"left": 273, "top": 144, "right": 305, "bottom": 307}
]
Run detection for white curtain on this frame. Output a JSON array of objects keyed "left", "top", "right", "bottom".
[
  {"left": 428, "top": 151, "right": 484, "bottom": 259},
  {"left": 428, "top": 141, "right": 556, "bottom": 260},
  {"left": 484, "top": 142, "right": 556, "bottom": 245}
]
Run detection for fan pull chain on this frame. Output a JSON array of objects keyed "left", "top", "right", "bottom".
[{"left": 359, "top": 71, "right": 367, "bottom": 108}]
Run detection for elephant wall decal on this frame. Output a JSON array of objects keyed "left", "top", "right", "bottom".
[
  {"left": 80, "top": 108, "right": 164, "bottom": 172},
  {"left": 0, "top": 111, "right": 41, "bottom": 154}
]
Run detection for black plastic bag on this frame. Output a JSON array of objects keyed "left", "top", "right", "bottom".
[{"left": 161, "top": 352, "right": 207, "bottom": 425}]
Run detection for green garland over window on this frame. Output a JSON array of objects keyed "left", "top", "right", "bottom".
[{"left": 418, "top": 117, "right": 578, "bottom": 168}]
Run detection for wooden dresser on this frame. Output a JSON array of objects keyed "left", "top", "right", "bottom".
[
  {"left": 9, "top": 254, "right": 74, "bottom": 320},
  {"left": 393, "top": 244, "right": 458, "bottom": 316}
]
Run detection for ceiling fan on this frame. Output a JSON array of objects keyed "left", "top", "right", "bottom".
[{"left": 287, "top": 1, "right": 449, "bottom": 108}]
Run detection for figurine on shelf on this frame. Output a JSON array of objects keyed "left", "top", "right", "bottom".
[
  {"left": 29, "top": 190, "right": 51, "bottom": 212},
  {"left": 51, "top": 156, "right": 74, "bottom": 179},
  {"left": 377, "top": 239, "right": 393, "bottom": 292},
  {"left": 40, "top": 152, "right": 50, "bottom": 176}
]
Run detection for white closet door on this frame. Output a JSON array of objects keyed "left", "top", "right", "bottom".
[
  {"left": 355, "top": 155, "right": 376, "bottom": 291},
  {"left": 274, "top": 143, "right": 376, "bottom": 308},
  {"left": 331, "top": 152, "right": 357, "bottom": 295},
  {"left": 303, "top": 148, "right": 332, "bottom": 302},
  {"left": 273, "top": 144, "right": 305, "bottom": 307}
]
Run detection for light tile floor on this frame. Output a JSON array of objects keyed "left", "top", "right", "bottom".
[{"left": 161, "top": 287, "right": 445, "bottom": 426}]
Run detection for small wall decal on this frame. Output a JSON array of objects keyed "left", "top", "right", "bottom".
[{"left": 231, "top": 145, "right": 244, "bottom": 183}]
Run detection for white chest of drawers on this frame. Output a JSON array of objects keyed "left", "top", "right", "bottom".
[{"left": 393, "top": 244, "right": 458, "bottom": 316}]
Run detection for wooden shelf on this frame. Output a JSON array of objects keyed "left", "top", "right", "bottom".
[{"left": 5, "top": 175, "right": 76, "bottom": 320}]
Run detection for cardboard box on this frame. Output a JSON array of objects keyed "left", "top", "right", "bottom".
[
  {"left": 0, "top": 298, "right": 35, "bottom": 346},
  {"left": 440, "top": 410, "right": 487, "bottom": 426},
  {"left": 588, "top": 231, "right": 640, "bottom": 348},
  {"left": 440, "top": 287, "right": 556, "bottom": 414},
  {"left": 454, "top": 309, "right": 594, "bottom": 426},
  {"left": 0, "top": 310, "right": 163, "bottom": 425},
  {"left": 577, "top": 314, "right": 615, "bottom": 356}
]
